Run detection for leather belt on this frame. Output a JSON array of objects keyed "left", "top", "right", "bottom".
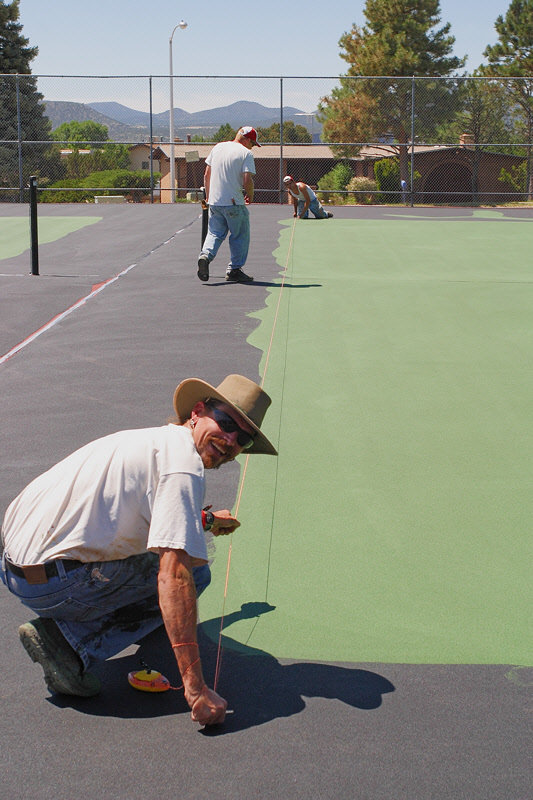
[{"left": 4, "top": 556, "right": 84, "bottom": 585}]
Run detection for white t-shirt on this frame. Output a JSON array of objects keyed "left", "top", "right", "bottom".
[
  {"left": 289, "top": 183, "right": 317, "bottom": 202},
  {"left": 2, "top": 425, "right": 208, "bottom": 565},
  {"left": 206, "top": 140, "right": 256, "bottom": 206}
]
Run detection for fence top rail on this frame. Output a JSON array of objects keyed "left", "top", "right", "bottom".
[{"left": 3, "top": 73, "right": 533, "bottom": 81}]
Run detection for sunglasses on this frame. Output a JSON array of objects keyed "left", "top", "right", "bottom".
[{"left": 204, "top": 403, "right": 255, "bottom": 450}]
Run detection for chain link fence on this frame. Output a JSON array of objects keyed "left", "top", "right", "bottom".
[{"left": 1, "top": 75, "right": 533, "bottom": 206}]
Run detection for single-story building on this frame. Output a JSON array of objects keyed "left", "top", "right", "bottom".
[
  {"left": 129, "top": 138, "right": 527, "bottom": 204},
  {"left": 132, "top": 143, "right": 349, "bottom": 203}
]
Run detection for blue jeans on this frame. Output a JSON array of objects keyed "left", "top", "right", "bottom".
[
  {"left": 1, "top": 552, "right": 211, "bottom": 669},
  {"left": 201, "top": 205, "right": 250, "bottom": 268},
  {"left": 298, "top": 198, "right": 329, "bottom": 219}
]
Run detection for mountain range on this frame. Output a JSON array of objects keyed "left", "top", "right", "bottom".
[{"left": 41, "top": 99, "right": 320, "bottom": 142}]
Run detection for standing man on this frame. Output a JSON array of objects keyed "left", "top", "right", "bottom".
[
  {"left": 0, "top": 374, "right": 277, "bottom": 727},
  {"left": 197, "top": 126, "right": 260, "bottom": 284},
  {"left": 283, "top": 175, "right": 333, "bottom": 219}
]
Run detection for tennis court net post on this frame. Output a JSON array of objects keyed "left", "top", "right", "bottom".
[{"left": 29, "top": 176, "right": 39, "bottom": 276}]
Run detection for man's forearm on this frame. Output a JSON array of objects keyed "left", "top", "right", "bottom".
[
  {"left": 158, "top": 549, "right": 205, "bottom": 699},
  {"left": 243, "top": 173, "right": 254, "bottom": 202}
]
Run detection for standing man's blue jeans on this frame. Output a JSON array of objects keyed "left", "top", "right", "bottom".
[
  {"left": 298, "top": 198, "right": 330, "bottom": 219},
  {"left": 1, "top": 552, "right": 211, "bottom": 669},
  {"left": 201, "top": 205, "right": 250, "bottom": 268}
]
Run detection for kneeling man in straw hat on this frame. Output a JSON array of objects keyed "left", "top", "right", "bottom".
[{"left": 0, "top": 375, "right": 276, "bottom": 727}]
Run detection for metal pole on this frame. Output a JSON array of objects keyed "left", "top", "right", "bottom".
[
  {"left": 29, "top": 176, "right": 39, "bottom": 275},
  {"left": 279, "top": 77, "right": 284, "bottom": 204},
  {"left": 16, "top": 75, "right": 23, "bottom": 203},
  {"left": 168, "top": 21, "right": 187, "bottom": 205},
  {"left": 169, "top": 38, "right": 175, "bottom": 204},
  {"left": 149, "top": 76, "right": 154, "bottom": 204},
  {"left": 410, "top": 76, "right": 415, "bottom": 208}
]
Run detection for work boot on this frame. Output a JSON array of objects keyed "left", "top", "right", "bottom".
[
  {"left": 197, "top": 254, "right": 210, "bottom": 282},
  {"left": 18, "top": 618, "right": 100, "bottom": 697},
  {"left": 225, "top": 268, "right": 253, "bottom": 283}
]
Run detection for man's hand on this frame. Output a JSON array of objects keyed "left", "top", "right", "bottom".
[
  {"left": 189, "top": 685, "right": 227, "bottom": 726},
  {"left": 211, "top": 509, "right": 241, "bottom": 536}
]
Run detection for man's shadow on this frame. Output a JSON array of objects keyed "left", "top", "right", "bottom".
[{"left": 51, "top": 602, "right": 394, "bottom": 734}]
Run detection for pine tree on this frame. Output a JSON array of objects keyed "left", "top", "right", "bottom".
[
  {"left": 482, "top": 0, "right": 533, "bottom": 196},
  {"left": 318, "top": 0, "right": 464, "bottom": 183},
  {"left": 0, "top": 0, "right": 53, "bottom": 193}
]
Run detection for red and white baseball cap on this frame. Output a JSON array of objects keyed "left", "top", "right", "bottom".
[{"left": 240, "top": 126, "right": 261, "bottom": 147}]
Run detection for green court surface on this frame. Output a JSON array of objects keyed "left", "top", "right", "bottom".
[
  {"left": 0, "top": 216, "right": 101, "bottom": 260},
  {"left": 200, "top": 210, "right": 532, "bottom": 667}
]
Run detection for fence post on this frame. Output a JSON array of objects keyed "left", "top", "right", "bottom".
[
  {"left": 149, "top": 76, "right": 154, "bottom": 204},
  {"left": 410, "top": 76, "right": 415, "bottom": 208},
  {"left": 16, "top": 74, "right": 23, "bottom": 204},
  {"left": 279, "top": 77, "right": 284, "bottom": 204},
  {"left": 29, "top": 176, "right": 39, "bottom": 276}
]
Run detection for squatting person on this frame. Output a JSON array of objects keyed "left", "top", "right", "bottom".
[
  {"left": 283, "top": 175, "right": 333, "bottom": 220},
  {"left": 0, "top": 374, "right": 277, "bottom": 727}
]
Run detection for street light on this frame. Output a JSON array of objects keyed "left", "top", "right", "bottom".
[
  {"left": 295, "top": 111, "right": 316, "bottom": 141},
  {"left": 169, "top": 20, "right": 187, "bottom": 204}
]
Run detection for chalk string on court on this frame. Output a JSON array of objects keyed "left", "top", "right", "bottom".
[{"left": 213, "top": 218, "right": 296, "bottom": 692}]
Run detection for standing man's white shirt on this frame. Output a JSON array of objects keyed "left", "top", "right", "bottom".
[{"left": 206, "top": 140, "right": 256, "bottom": 206}]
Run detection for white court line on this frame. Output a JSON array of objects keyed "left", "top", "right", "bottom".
[{"left": 0, "top": 217, "right": 199, "bottom": 367}]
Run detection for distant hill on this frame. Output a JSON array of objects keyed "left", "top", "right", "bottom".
[
  {"left": 41, "top": 99, "right": 321, "bottom": 143},
  {"left": 41, "top": 101, "right": 148, "bottom": 142},
  {"left": 88, "top": 99, "right": 310, "bottom": 129}
]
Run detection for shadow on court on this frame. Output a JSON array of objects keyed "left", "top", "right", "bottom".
[{"left": 47, "top": 602, "right": 395, "bottom": 735}]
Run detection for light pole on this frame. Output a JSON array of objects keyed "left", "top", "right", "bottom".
[
  {"left": 169, "top": 20, "right": 187, "bottom": 204},
  {"left": 295, "top": 111, "right": 316, "bottom": 141}
]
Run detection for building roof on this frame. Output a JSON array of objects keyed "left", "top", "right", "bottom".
[{"left": 144, "top": 143, "right": 347, "bottom": 160}]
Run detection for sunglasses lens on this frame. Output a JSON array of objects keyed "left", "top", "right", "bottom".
[{"left": 209, "top": 407, "right": 254, "bottom": 449}]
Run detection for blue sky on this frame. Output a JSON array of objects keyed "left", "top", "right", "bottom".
[{"left": 18, "top": 0, "right": 511, "bottom": 113}]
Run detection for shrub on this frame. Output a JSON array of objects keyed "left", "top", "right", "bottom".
[
  {"left": 317, "top": 162, "right": 353, "bottom": 203},
  {"left": 374, "top": 158, "right": 401, "bottom": 203},
  {"left": 40, "top": 170, "right": 159, "bottom": 203},
  {"left": 346, "top": 176, "right": 378, "bottom": 204}
]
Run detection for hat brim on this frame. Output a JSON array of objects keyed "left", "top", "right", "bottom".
[{"left": 173, "top": 378, "right": 277, "bottom": 455}]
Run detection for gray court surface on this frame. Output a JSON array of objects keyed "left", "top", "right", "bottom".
[{"left": 0, "top": 204, "right": 530, "bottom": 800}]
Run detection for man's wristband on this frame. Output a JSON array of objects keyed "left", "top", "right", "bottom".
[{"left": 202, "top": 510, "right": 215, "bottom": 531}]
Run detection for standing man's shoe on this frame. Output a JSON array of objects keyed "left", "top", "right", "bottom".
[
  {"left": 19, "top": 618, "right": 100, "bottom": 697},
  {"left": 197, "top": 255, "right": 210, "bottom": 282},
  {"left": 225, "top": 268, "right": 253, "bottom": 283}
]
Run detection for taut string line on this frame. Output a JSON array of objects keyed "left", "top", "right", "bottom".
[{"left": 213, "top": 218, "right": 296, "bottom": 692}]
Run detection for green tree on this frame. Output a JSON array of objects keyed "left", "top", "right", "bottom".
[
  {"left": 0, "top": 0, "right": 54, "bottom": 190},
  {"left": 435, "top": 75, "right": 514, "bottom": 200},
  {"left": 256, "top": 121, "right": 312, "bottom": 143},
  {"left": 51, "top": 121, "right": 110, "bottom": 145},
  {"left": 318, "top": 0, "right": 464, "bottom": 183},
  {"left": 212, "top": 123, "right": 237, "bottom": 142},
  {"left": 482, "top": 0, "right": 533, "bottom": 197}
]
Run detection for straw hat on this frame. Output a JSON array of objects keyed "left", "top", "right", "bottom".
[{"left": 173, "top": 374, "right": 277, "bottom": 455}]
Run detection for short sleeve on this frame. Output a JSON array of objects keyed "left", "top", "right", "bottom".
[{"left": 146, "top": 472, "right": 208, "bottom": 561}]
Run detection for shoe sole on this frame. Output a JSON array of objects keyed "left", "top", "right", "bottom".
[
  {"left": 197, "top": 257, "right": 209, "bottom": 282},
  {"left": 225, "top": 274, "right": 253, "bottom": 283},
  {"left": 19, "top": 623, "right": 100, "bottom": 697}
]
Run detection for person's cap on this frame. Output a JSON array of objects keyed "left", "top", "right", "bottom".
[
  {"left": 173, "top": 374, "right": 277, "bottom": 455},
  {"left": 240, "top": 126, "right": 261, "bottom": 147},
  {"left": 283, "top": 175, "right": 295, "bottom": 184}
]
